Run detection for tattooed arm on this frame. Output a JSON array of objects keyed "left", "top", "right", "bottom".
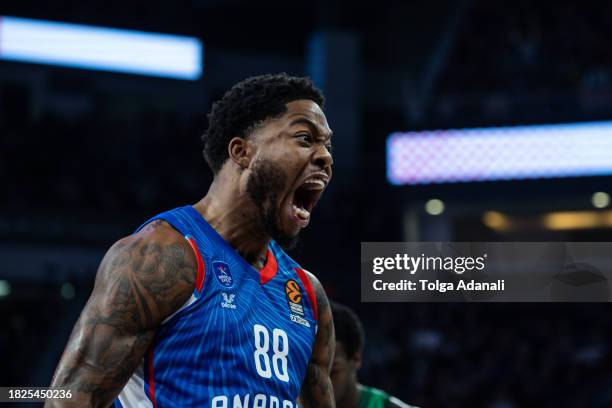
[
  {"left": 300, "top": 272, "right": 335, "bottom": 408},
  {"left": 46, "top": 220, "right": 196, "bottom": 407}
]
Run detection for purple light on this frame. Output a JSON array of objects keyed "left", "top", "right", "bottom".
[{"left": 387, "top": 121, "right": 612, "bottom": 185}]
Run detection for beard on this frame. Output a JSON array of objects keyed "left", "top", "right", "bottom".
[{"left": 246, "top": 158, "right": 299, "bottom": 250}]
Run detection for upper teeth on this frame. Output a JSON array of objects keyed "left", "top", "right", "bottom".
[{"left": 304, "top": 179, "right": 325, "bottom": 188}]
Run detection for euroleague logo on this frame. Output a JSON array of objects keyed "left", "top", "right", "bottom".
[
  {"left": 213, "top": 261, "right": 234, "bottom": 288},
  {"left": 286, "top": 280, "right": 302, "bottom": 303},
  {"left": 285, "top": 279, "right": 304, "bottom": 316}
]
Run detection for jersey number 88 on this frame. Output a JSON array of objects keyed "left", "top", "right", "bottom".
[{"left": 253, "top": 324, "right": 289, "bottom": 382}]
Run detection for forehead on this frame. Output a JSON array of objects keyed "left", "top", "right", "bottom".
[{"left": 281, "top": 100, "right": 331, "bottom": 134}]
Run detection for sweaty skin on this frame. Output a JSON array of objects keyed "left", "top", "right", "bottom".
[{"left": 46, "top": 100, "right": 335, "bottom": 408}]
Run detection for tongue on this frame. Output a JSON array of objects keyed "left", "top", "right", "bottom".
[{"left": 293, "top": 204, "right": 310, "bottom": 220}]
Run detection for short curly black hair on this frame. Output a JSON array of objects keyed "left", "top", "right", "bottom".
[
  {"left": 202, "top": 73, "right": 325, "bottom": 173},
  {"left": 331, "top": 301, "right": 365, "bottom": 358}
]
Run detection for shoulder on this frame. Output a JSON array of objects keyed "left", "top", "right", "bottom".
[
  {"left": 388, "top": 395, "right": 420, "bottom": 408},
  {"left": 95, "top": 219, "right": 197, "bottom": 327},
  {"left": 127, "top": 218, "right": 190, "bottom": 249},
  {"left": 360, "top": 385, "right": 417, "bottom": 408},
  {"left": 360, "top": 385, "right": 388, "bottom": 400},
  {"left": 296, "top": 269, "right": 329, "bottom": 320},
  {"left": 103, "top": 219, "right": 197, "bottom": 285},
  {"left": 109, "top": 219, "right": 194, "bottom": 263},
  {"left": 300, "top": 269, "right": 323, "bottom": 293}
]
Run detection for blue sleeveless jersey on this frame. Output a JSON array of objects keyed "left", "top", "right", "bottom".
[{"left": 115, "top": 206, "right": 318, "bottom": 408}]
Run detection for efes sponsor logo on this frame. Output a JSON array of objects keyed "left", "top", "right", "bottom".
[
  {"left": 213, "top": 261, "right": 234, "bottom": 288},
  {"left": 285, "top": 279, "right": 304, "bottom": 316}
]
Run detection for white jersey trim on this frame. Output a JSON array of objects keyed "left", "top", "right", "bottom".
[
  {"left": 160, "top": 293, "right": 197, "bottom": 325},
  {"left": 117, "top": 362, "right": 153, "bottom": 408},
  {"left": 117, "top": 292, "right": 197, "bottom": 406}
]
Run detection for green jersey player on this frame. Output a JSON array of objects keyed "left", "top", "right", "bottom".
[{"left": 330, "top": 302, "right": 419, "bottom": 408}]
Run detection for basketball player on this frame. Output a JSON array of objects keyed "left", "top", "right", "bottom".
[
  {"left": 331, "top": 302, "right": 417, "bottom": 408},
  {"left": 46, "top": 74, "right": 335, "bottom": 408}
]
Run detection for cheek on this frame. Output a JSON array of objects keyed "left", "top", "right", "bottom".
[{"left": 267, "top": 143, "right": 307, "bottom": 167}]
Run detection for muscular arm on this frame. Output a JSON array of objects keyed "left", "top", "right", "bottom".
[
  {"left": 300, "top": 272, "right": 335, "bottom": 408},
  {"left": 46, "top": 221, "right": 196, "bottom": 407}
]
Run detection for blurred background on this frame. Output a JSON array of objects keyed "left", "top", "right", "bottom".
[{"left": 1, "top": 0, "right": 612, "bottom": 407}]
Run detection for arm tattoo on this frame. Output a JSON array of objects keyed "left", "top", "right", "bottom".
[
  {"left": 301, "top": 274, "right": 336, "bottom": 408},
  {"left": 46, "top": 222, "right": 196, "bottom": 407}
]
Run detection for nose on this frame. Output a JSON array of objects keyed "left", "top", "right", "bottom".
[{"left": 312, "top": 143, "right": 333, "bottom": 170}]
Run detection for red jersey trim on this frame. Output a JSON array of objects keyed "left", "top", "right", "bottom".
[
  {"left": 147, "top": 346, "right": 158, "bottom": 408},
  {"left": 295, "top": 268, "right": 318, "bottom": 320},
  {"left": 185, "top": 235, "right": 205, "bottom": 293},
  {"left": 260, "top": 248, "right": 278, "bottom": 285}
]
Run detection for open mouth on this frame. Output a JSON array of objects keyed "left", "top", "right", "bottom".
[{"left": 290, "top": 177, "right": 326, "bottom": 225}]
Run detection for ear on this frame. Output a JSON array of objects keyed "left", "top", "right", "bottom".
[{"left": 228, "top": 136, "right": 253, "bottom": 169}]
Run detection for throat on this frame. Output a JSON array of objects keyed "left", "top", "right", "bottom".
[
  {"left": 244, "top": 251, "right": 268, "bottom": 270},
  {"left": 193, "top": 198, "right": 271, "bottom": 269},
  {"left": 338, "top": 383, "right": 362, "bottom": 408}
]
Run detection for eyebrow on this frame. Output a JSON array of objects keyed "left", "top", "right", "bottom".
[{"left": 289, "top": 117, "right": 333, "bottom": 141}]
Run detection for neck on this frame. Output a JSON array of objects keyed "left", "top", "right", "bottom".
[
  {"left": 337, "top": 381, "right": 362, "bottom": 408},
  {"left": 193, "top": 172, "right": 269, "bottom": 269}
]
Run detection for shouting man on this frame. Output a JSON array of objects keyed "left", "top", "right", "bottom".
[{"left": 48, "top": 74, "right": 335, "bottom": 408}]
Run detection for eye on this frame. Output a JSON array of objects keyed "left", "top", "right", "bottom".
[
  {"left": 325, "top": 143, "right": 333, "bottom": 153},
  {"left": 296, "top": 132, "right": 313, "bottom": 144}
]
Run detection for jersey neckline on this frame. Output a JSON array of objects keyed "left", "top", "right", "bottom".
[{"left": 185, "top": 205, "right": 279, "bottom": 285}]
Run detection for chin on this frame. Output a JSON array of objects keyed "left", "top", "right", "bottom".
[
  {"left": 272, "top": 229, "right": 300, "bottom": 251},
  {"left": 261, "top": 201, "right": 302, "bottom": 250}
]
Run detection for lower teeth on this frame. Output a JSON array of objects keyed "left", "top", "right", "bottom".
[{"left": 293, "top": 205, "right": 310, "bottom": 220}]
